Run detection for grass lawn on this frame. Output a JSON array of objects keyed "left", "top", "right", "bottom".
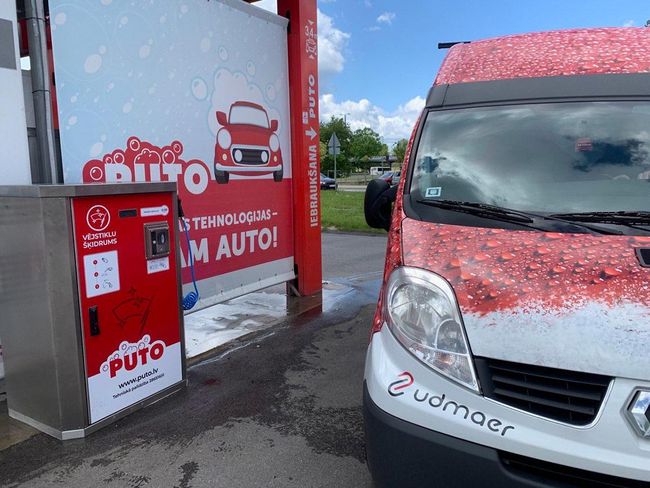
[{"left": 320, "top": 190, "right": 385, "bottom": 234}]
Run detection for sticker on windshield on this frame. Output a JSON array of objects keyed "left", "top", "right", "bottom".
[{"left": 425, "top": 187, "right": 442, "bottom": 198}]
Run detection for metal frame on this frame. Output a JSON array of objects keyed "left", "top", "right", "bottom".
[{"left": 9, "top": 382, "right": 185, "bottom": 440}]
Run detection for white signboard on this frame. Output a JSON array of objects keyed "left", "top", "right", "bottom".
[{"left": 50, "top": 0, "right": 294, "bottom": 306}]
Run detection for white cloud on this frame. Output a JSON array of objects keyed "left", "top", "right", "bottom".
[
  {"left": 247, "top": 4, "right": 350, "bottom": 75},
  {"left": 320, "top": 93, "right": 425, "bottom": 143},
  {"left": 251, "top": 0, "right": 277, "bottom": 14},
  {"left": 623, "top": 19, "right": 636, "bottom": 27},
  {"left": 318, "top": 9, "right": 350, "bottom": 74},
  {"left": 377, "top": 12, "right": 396, "bottom": 25}
]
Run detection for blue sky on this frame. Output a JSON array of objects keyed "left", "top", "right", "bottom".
[{"left": 257, "top": 0, "right": 650, "bottom": 145}]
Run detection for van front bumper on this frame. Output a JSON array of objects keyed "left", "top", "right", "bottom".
[
  {"left": 364, "top": 383, "right": 528, "bottom": 487},
  {"left": 364, "top": 383, "right": 646, "bottom": 487},
  {"left": 364, "top": 327, "right": 650, "bottom": 485}
]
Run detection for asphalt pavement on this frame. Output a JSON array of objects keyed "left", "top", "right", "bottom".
[
  {"left": 322, "top": 231, "right": 387, "bottom": 280},
  {"left": 0, "top": 232, "right": 388, "bottom": 488}
]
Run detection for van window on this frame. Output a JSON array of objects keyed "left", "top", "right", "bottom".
[{"left": 410, "top": 102, "right": 650, "bottom": 217}]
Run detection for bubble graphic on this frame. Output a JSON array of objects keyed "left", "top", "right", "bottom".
[
  {"left": 98, "top": 45, "right": 107, "bottom": 55},
  {"left": 180, "top": 4, "right": 189, "bottom": 14},
  {"left": 67, "top": 115, "right": 77, "bottom": 126},
  {"left": 218, "top": 46, "right": 228, "bottom": 61},
  {"left": 100, "top": 134, "right": 107, "bottom": 142},
  {"left": 139, "top": 45, "right": 151, "bottom": 59},
  {"left": 200, "top": 37, "right": 211, "bottom": 53},
  {"left": 160, "top": 15, "right": 167, "bottom": 24},
  {"left": 265, "top": 84, "right": 276, "bottom": 101},
  {"left": 191, "top": 78, "right": 207, "bottom": 100},
  {"left": 122, "top": 101, "right": 133, "bottom": 113},
  {"left": 70, "top": 94, "right": 78, "bottom": 103},
  {"left": 89, "top": 142, "right": 103, "bottom": 157},
  {"left": 120, "top": 16, "right": 128, "bottom": 26},
  {"left": 84, "top": 54, "right": 102, "bottom": 74},
  {"left": 100, "top": 0, "right": 112, "bottom": 4},
  {"left": 246, "top": 61, "right": 256, "bottom": 76},
  {"left": 54, "top": 12, "right": 66, "bottom": 25}
]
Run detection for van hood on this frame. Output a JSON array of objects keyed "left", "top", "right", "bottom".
[{"left": 401, "top": 218, "right": 650, "bottom": 380}]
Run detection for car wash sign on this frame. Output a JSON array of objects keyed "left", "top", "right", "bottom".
[{"left": 49, "top": 0, "right": 294, "bottom": 304}]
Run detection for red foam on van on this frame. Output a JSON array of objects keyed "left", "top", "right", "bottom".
[
  {"left": 401, "top": 220, "right": 650, "bottom": 316},
  {"left": 435, "top": 28, "right": 650, "bottom": 86}
]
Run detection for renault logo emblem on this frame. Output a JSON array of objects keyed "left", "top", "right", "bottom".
[{"left": 625, "top": 390, "right": 650, "bottom": 437}]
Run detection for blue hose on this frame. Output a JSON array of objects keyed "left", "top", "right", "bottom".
[{"left": 181, "top": 218, "right": 199, "bottom": 310}]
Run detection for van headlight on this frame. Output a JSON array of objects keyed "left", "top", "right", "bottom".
[{"left": 385, "top": 267, "right": 479, "bottom": 391}]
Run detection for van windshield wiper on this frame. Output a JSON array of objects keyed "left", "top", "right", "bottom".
[
  {"left": 549, "top": 211, "right": 650, "bottom": 224},
  {"left": 416, "top": 199, "right": 622, "bottom": 235},
  {"left": 416, "top": 199, "right": 533, "bottom": 223}
]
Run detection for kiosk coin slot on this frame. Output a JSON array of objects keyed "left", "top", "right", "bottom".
[{"left": 144, "top": 222, "right": 171, "bottom": 259}]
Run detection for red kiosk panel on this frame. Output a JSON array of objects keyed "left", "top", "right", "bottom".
[{"left": 72, "top": 192, "right": 183, "bottom": 424}]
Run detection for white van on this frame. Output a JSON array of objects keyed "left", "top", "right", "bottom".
[{"left": 363, "top": 27, "right": 650, "bottom": 487}]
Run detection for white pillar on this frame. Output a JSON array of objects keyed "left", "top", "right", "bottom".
[{"left": 0, "top": 3, "right": 31, "bottom": 185}]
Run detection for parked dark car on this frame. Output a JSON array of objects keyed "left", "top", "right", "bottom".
[
  {"left": 320, "top": 173, "right": 337, "bottom": 190},
  {"left": 379, "top": 171, "right": 400, "bottom": 186}
]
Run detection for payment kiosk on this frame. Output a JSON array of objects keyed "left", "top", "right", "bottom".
[{"left": 0, "top": 183, "right": 185, "bottom": 439}]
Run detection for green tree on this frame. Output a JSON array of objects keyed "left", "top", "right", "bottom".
[
  {"left": 319, "top": 116, "right": 353, "bottom": 177},
  {"left": 349, "top": 127, "right": 384, "bottom": 167},
  {"left": 393, "top": 138, "right": 409, "bottom": 166},
  {"left": 319, "top": 116, "right": 352, "bottom": 149},
  {"left": 319, "top": 141, "right": 328, "bottom": 160}
]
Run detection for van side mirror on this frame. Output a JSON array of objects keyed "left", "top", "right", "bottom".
[
  {"left": 216, "top": 111, "right": 228, "bottom": 126},
  {"left": 364, "top": 179, "right": 397, "bottom": 231},
  {"left": 270, "top": 119, "right": 279, "bottom": 131}
]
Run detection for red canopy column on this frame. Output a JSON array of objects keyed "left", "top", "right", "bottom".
[{"left": 278, "top": 0, "right": 322, "bottom": 297}]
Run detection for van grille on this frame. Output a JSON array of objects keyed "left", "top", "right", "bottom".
[{"left": 475, "top": 358, "right": 611, "bottom": 425}]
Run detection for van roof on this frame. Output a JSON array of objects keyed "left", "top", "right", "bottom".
[{"left": 435, "top": 27, "right": 650, "bottom": 86}]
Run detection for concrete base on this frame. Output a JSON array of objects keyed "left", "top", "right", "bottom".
[
  {"left": 286, "top": 283, "right": 323, "bottom": 316},
  {"left": 0, "top": 401, "right": 38, "bottom": 451},
  {"left": 4, "top": 380, "right": 186, "bottom": 442}
]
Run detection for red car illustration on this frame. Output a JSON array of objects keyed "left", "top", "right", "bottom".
[{"left": 213, "top": 101, "right": 283, "bottom": 184}]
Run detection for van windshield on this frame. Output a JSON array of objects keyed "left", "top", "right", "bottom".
[{"left": 410, "top": 102, "right": 650, "bottom": 219}]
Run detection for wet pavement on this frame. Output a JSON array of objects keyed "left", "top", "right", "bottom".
[
  {"left": 0, "top": 232, "right": 387, "bottom": 488},
  {"left": 0, "top": 403, "right": 37, "bottom": 453}
]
